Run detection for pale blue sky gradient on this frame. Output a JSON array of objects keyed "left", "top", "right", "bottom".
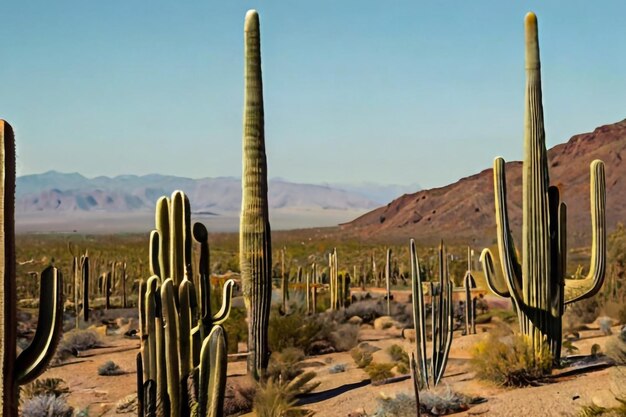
[{"left": 1, "top": 1, "right": 625, "bottom": 189}]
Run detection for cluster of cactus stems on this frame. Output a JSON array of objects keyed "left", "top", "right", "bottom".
[
  {"left": 240, "top": 9, "right": 273, "bottom": 380},
  {"left": 280, "top": 248, "right": 289, "bottom": 314},
  {"left": 1, "top": 120, "right": 64, "bottom": 416},
  {"left": 480, "top": 12, "right": 606, "bottom": 365},
  {"left": 137, "top": 190, "right": 234, "bottom": 417},
  {"left": 329, "top": 249, "right": 339, "bottom": 310},
  {"left": 463, "top": 247, "right": 477, "bottom": 335},
  {"left": 410, "top": 239, "right": 453, "bottom": 388}
]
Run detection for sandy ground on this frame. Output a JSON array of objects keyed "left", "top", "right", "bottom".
[{"left": 35, "top": 319, "right": 621, "bottom": 417}]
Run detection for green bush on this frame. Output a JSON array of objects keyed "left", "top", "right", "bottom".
[
  {"left": 470, "top": 333, "right": 552, "bottom": 386},
  {"left": 267, "top": 348, "right": 306, "bottom": 382},
  {"left": 350, "top": 347, "right": 373, "bottom": 369},
  {"left": 253, "top": 373, "right": 317, "bottom": 417},
  {"left": 365, "top": 362, "right": 395, "bottom": 382}
]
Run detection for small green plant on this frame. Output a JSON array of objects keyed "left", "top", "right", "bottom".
[
  {"left": 350, "top": 347, "right": 373, "bottom": 369},
  {"left": 97, "top": 360, "right": 124, "bottom": 376},
  {"left": 365, "top": 362, "right": 395, "bottom": 382},
  {"left": 591, "top": 344, "right": 602, "bottom": 357},
  {"left": 387, "top": 345, "right": 409, "bottom": 366},
  {"left": 470, "top": 333, "right": 552, "bottom": 386}
]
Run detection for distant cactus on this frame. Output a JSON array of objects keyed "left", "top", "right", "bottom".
[
  {"left": 463, "top": 247, "right": 477, "bottom": 335},
  {"left": 410, "top": 239, "right": 453, "bottom": 388},
  {"left": 480, "top": 12, "right": 606, "bottom": 365},
  {"left": 240, "top": 9, "right": 273, "bottom": 380},
  {"left": 385, "top": 248, "right": 392, "bottom": 316},
  {"left": 1, "top": 120, "right": 64, "bottom": 416}
]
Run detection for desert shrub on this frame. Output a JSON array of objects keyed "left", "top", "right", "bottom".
[
  {"left": 253, "top": 375, "right": 316, "bottom": 417},
  {"left": 564, "top": 298, "right": 601, "bottom": 332},
  {"left": 345, "top": 300, "right": 383, "bottom": 323},
  {"left": 365, "top": 362, "right": 395, "bottom": 382},
  {"left": 578, "top": 401, "right": 626, "bottom": 417},
  {"left": 22, "top": 378, "right": 69, "bottom": 400},
  {"left": 268, "top": 309, "right": 331, "bottom": 355},
  {"left": 475, "top": 308, "right": 517, "bottom": 325},
  {"left": 116, "top": 394, "right": 138, "bottom": 413},
  {"left": 224, "top": 380, "right": 256, "bottom": 416},
  {"left": 98, "top": 360, "right": 124, "bottom": 376},
  {"left": 605, "top": 326, "right": 626, "bottom": 365},
  {"left": 21, "top": 395, "right": 73, "bottom": 417},
  {"left": 420, "top": 387, "right": 477, "bottom": 415},
  {"left": 470, "top": 333, "right": 552, "bottom": 386},
  {"left": 267, "top": 348, "right": 306, "bottom": 382},
  {"left": 371, "top": 392, "right": 416, "bottom": 417},
  {"left": 562, "top": 340, "right": 580, "bottom": 356},
  {"left": 350, "top": 347, "right": 373, "bottom": 368},
  {"left": 329, "top": 324, "right": 359, "bottom": 352},
  {"left": 387, "top": 344, "right": 410, "bottom": 366},
  {"left": 328, "top": 363, "right": 347, "bottom": 374},
  {"left": 56, "top": 329, "right": 101, "bottom": 361}
]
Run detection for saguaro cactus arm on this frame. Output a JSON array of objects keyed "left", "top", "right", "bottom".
[
  {"left": 15, "top": 266, "right": 63, "bottom": 385},
  {"left": 198, "top": 326, "right": 227, "bottom": 417},
  {"left": 564, "top": 160, "right": 606, "bottom": 304}
]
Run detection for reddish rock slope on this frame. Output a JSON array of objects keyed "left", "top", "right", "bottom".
[{"left": 342, "top": 119, "right": 626, "bottom": 246}]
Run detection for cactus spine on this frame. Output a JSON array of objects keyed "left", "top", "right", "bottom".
[
  {"left": 480, "top": 12, "right": 606, "bottom": 364},
  {"left": 139, "top": 191, "right": 233, "bottom": 416},
  {"left": 1, "top": 120, "right": 64, "bottom": 416},
  {"left": 240, "top": 9, "right": 273, "bottom": 380},
  {"left": 410, "top": 239, "right": 453, "bottom": 388}
]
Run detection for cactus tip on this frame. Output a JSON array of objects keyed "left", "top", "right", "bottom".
[{"left": 245, "top": 9, "right": 259, "bottom": 31}]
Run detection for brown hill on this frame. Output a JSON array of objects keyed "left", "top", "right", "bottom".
[{"left": 342, "top": 119, "right": 626, "bottom": 247}]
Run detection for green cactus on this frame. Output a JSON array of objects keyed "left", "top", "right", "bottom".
[
  {"left": 410, "top": 239, "right": 453, "bottom": 388},
  {"left": 240, "top": 9, "right": 273, "bottom": 380},
  {"left": 329, "top": 249, "right": 339, "bottom": 310},
  {"left": 385, "top": 248, "right": 392, "bottom": 316},
  {"left": 138, "top": 190, "right": 233, "bottom": 416},
  {"left": 463, "top": 248, "right": 477, "bottom": 336},
  {"left": 1, "top": 120, "right": 64, "bottom": 416},
  {"left": 480, "top": 12, "right": 606, "bottom": 364},
  {"left": 81, "top": 253, "right": 89, "bottom": 322}
]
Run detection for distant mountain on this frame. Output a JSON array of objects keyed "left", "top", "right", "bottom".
[
  {"left": 323, "top": 182, "right": 421, "bottom": 204},
  {"left": 343, "top": 119, "right": 626, "bottom": 246},
  {"left": 15, "top": 173, "right": 384, "bottom": 214}
]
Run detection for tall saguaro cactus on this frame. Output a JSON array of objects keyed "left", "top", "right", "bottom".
[
  {"left": 1, "top": 120, "right": 64, "bottom": 416},
  {"left": 480, "top": 12, "right": 606, "bottom": 364},
  {"left": 240, "top": 9, "right": 272, "bottom": 380}
]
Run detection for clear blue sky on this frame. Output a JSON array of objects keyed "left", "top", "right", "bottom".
[{"left": 1, "top": 1, "right": 625, "bottom": 189}]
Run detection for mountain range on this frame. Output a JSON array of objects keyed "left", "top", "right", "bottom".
[{"left": 343, "top": 118, "right": 626, "bottom": 247}]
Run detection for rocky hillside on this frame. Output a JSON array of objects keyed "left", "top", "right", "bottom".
[{"left": 343, "top": 119, "right": 626, "bottom": 246}]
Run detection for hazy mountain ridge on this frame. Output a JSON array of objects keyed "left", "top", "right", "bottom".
[{"left": 15, "top": 173, "right": 410, "bottom": 214}]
